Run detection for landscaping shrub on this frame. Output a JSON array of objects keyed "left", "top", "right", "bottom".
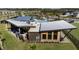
[{"left": 30, "top": 43, "right": 36, "bottom": 50}]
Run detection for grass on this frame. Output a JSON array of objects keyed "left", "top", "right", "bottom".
[
  {"left": 0, "top": 24, "right": 77, "bottom": 50},
  {"left": 29, "top": 43, "right": 76, "bottom": 50},
  {"left": 71, "top": 23, "right": 79, "bottom": 40},
  {"left": 0, "top": 24, "right": 27, "bottom": 50},
  {"left": 1, "top": 31, "right": 27, "bottom": 50}
]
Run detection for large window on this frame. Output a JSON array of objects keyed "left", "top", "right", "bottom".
[
  {"left": 53, "top": 31, "right": 58, "bottom": 40},
  {"left": 48, "top": 32, "right": 52, "bottom": 39},
  {"left": 42, "top": 34, "right": 46, "bottom": 39}
]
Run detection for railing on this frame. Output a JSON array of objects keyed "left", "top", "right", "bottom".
[{"left": 63, "top": 30, "right": 79, "bottom": 50}]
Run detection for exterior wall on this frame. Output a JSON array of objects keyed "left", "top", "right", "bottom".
[
  {"left": 28, "top": 31, "right": 61, "bottom": 42},
  {"left": 41, "top": 31, "right": 60, "bottom": 42},
  {"left": 28, "top": 32, "right": 41, "bottom": 42}
]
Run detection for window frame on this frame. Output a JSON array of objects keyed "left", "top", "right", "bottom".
[
  {"left": 41, "top": 33, "right": 47, "bottom": 40},
  {"left": 42, "top": 33, "right": 46, "bottom": 40},
  {"left": 48, "top": 32, "right": 52, "bottom": 40},
  {"left": 53, "top": 31, "right": 58, "bottom": 40}
]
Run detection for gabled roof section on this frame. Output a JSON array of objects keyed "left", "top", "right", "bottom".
[{"left": 40, "top": 20, "right": 76, "bottom": 32}]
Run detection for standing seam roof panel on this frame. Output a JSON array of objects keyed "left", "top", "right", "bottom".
[{"left": 40, "top": 20, "right": 76, "bottom": 32}]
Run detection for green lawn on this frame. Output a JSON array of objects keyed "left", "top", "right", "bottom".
[
  {"left": 71, "top": 23, "right": 79, "bottom": 40},
  {"left": 29, "top": 43, "right": 76, "bottom": 50},
  {"left": 0, "top": 24, "right": 77, "bottom": 50}
]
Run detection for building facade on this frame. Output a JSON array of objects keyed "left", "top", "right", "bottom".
[{"left": 4, "top": 16, "right": 76, "bottom": 42}]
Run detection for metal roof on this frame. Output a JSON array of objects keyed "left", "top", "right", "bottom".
[
  {"left": 6, "top": 19, "right": 34, "bottom": 27},
  {"left": 5, "top": 16, "right": 48, "bottom": 28},
  {"left": 6, "top": 18, "right": 76, "bottom": 32},
  {"left": 40, "top": 20, "right": 76, "bottom": 32},
  {"left": 5, "top": 16, "right": 37, "bottom": 27}
]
